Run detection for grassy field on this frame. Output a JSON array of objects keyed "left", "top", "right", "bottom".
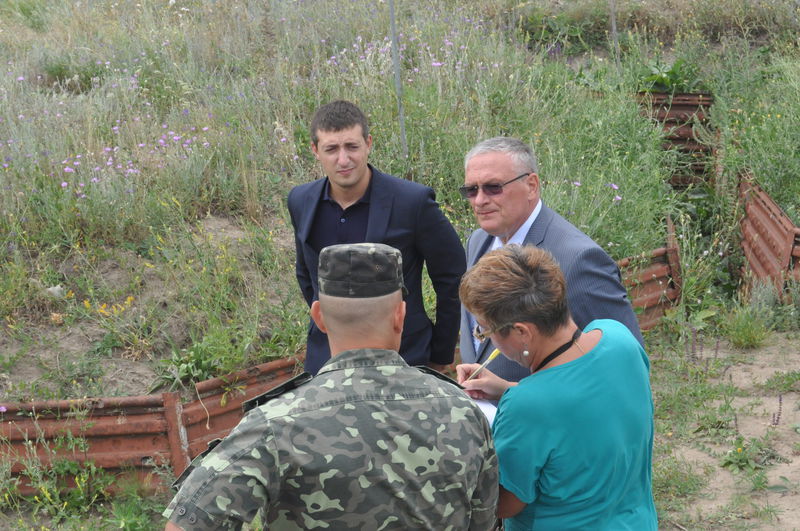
[{"left": 2, "top": 0, "right": 800, "bottom": 528}]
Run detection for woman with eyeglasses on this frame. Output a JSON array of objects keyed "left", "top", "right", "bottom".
[{"left": 456, "top": 245, "right": 657, "bottom": 531}]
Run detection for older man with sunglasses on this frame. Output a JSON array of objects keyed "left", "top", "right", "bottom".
[{"left": 458, "top": 136, "right": 644, "bottom": 384}]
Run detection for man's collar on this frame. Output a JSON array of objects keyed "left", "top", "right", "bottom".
[
  {"left": 317, "top": 347, "right": 407, "bottom": 374},
  {"left": 491, "top": 199, "right": 542, "bottom": 251},
  {"left": 322, "top": 171, "right": 373, "bottom": 206}
]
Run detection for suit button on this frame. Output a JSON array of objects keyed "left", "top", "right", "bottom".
[
  {"left": 177, "top": 506, "right": 186, "bottom": 515},
  {"left": 340, "top": 218, "right": 345, "bottom": 223},
  {"left": 188, "top": 514, "right": 197, "bottom": 524}
]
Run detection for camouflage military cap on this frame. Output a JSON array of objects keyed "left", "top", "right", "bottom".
[{"left": 318, "top": 243, "right": 407, "bottom": 298}]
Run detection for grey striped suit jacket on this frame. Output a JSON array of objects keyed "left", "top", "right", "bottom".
[{"left": 458, "top": 202, "right": 644, "bottom": 383}]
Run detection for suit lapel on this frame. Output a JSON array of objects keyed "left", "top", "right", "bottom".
[
  {"left": 476, "top": 338, "right": 493, "bottom": 361},
  {"left": 296, "top": 178, "right": 326, "bottom": 244},
  {"left": 469, "top": 232, "right": 494, "bottom": 267},
  {"left": 525, "top": 202, "right": 552, "bottom": 245},
  {"left": 468, "top": 232, "right": 496, "bottom": 362},
  {"left": 365, "top": 169, "right": 392, "bottom": 242}
]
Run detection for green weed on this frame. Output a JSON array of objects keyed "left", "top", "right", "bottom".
[
  {"left": 17, "top": 434, "right": 112, "bottom": 523},
  {"left": 156, "top": 342, "right": 222, "bottom": 391},
  {"left": 102, "top": 476, "right": 168, "bottom": 530},
  {"left": 724, "top": 302, "right": 771, "bottom": 349},
  {"left": 721, "top": 433, "right": 787, "bottom": 475},
  {"left": 759, "top": 370, "right": 800, "bottom": 394},
  {"left": 652, "top": 454, "right": 708, "bottom": 513},
  {"left": 639, "top": 58, "right": 709, "bottom": 93}
]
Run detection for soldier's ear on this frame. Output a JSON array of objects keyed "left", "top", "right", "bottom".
[
  {"left": 311, "top": 301, "right": 328, "bottom": 333},
  {"left": 393, "top": 300, "right": 406, "bottom": 334}
]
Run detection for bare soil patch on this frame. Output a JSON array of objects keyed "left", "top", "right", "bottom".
[{"left": 657, "top": 332, "right": 800, "bottom": 530}]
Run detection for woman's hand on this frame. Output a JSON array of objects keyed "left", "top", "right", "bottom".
[{"left": 456, "top": 364, "right": 513, "bottom": 401}]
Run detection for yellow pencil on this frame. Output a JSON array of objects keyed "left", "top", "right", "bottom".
[{"left": 464, "top": 348, "right": 501, "bottom": 382}]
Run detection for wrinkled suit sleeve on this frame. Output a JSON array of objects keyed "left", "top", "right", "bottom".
[
  {"left": 414, "top": 187, "right": 466, "bottom": 365},
  {"left": 287, "top": 188, "right": 314, "bottom": 306},
  {"left": 565, "top": 246, "right": 644, "bottom": 345}
]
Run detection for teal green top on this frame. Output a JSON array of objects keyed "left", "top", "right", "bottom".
[{"left": 493, "top": 319, "right": 657, "bottom": 531}]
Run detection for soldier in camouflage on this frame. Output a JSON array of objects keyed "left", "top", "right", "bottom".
[{"left": 164, "top": 243, "right": 499, "bottom": 530}]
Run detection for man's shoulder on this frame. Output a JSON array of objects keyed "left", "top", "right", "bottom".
[
  {"left": 537, "top": 204, "right": 605, "bottom": 252},
  {"left": 288, "top": 177, "right": 325, "bottom": 200},
  {"left": 245, "top": 374, "right": 327, "bottom": 421},
  {"left": 243, "top": 372, "right": 314, "bottom": 413},
  {"left": 371, "top": 167, "right": 432, "bottom": 195}
]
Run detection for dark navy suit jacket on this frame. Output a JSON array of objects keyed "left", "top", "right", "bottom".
[
  {"left": 459, "top": 202, "right": 644, "bottom": 383},
  {"left": 288, "top": 166, "right": 466, "bottom": 374}
]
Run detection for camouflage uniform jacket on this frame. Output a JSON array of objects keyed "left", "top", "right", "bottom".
[{"left": 164, "top": 348, "right": 499, "bottom": 530}]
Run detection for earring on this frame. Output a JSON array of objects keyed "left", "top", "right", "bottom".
[{"left": 522, "top": 345, "right": 529, "bottom": 357}]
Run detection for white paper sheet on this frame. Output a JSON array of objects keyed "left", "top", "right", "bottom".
[{"left": 474, "top": 399, "right": 497, "bottom": 425}]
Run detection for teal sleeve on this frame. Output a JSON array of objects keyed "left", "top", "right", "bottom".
[{"left": 493, "top": 389, "right": 549, "bottom": 504}]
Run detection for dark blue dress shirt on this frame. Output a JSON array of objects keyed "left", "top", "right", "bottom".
[{"left": 307, "top": 178, "right": 372, "bottom": 253}]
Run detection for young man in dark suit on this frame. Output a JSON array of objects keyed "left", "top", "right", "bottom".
[
  {"left": 288, "top": 100, "right": 465, "bottom": 374},
  {"left": 458, "top": 136, "right": 644, "bottom": 383}
]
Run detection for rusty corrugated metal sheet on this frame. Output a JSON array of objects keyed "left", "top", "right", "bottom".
[
  {"left": 623, "top": 217, "right": 681, "bottom": 330},
  {"left": 637, "top": 92, "right": 714, "bottom": 123},
  {"left": 182, "top": 357, "right": 297, "bottom": 470},
  {"left": 617, "top": 218, "right": 682, "bottom": 331},
  {"left": 637, "top": 92, "right": 715, "bottom": 188},
  {"left": 739, "top": 178, "right": 797, "bottom": 287},
  {"left": 0, "top": 356, "right": 299, "bottom": 494},
  {"left": 792, "top": 229, "right": 800, "bottom": 281},
  {"left": 619, "top": 247, "right": 681, "bottom": 330}
]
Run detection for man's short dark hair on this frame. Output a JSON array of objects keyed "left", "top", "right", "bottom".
[{"left": 310, "top": 100, "right": 369, "bottom": 145}]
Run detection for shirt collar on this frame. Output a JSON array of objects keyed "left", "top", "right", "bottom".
[
  {"left": 317, "top": 348, "right": 407, "bottom": 374},
  {"left": 491, "top": 199, "right": 542, "bottom": 251},
  {"left": 322, "top": 172, "right": 373, "bottom": 205}
]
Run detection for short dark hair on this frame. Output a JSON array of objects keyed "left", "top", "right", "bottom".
[
  {"left": 459, "top": 245, "right": 569, "bottom": 337},
  {"left": 310, "top": 100, "right": 369, "bottom": 145}
]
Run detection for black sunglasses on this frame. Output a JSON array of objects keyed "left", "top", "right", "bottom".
[{"left": 458, "top": 172, "right": 530, "bottom": 199}]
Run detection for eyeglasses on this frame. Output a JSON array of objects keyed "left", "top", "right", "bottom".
[
  {"left": 472, "top": 322, "right": 512, "bottom": 342},
  {"left": 458, "top": 172, "right": 530, "bottom": 200}
]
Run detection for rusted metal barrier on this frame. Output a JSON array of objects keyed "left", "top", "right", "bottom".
[
  {"left": 739, "top": 176, "right": 800, "bottom": 287},
  {"left": 0, "top": 356, "right": 299, "bottom": 495},
  {"left": 617, "top": 218, "right": 682, "bottom": 330},
  {"left": 636, "top": 91, "right": 715, "bottom": 188},
  {"left": 792, "top": 228, "right": 800, "bottom": 282},
  {"left": 182, "top": 358, "right": 298, "bottom": 469},
  {"left": 638, "top": 92, "right": 713, "bottom": 122}
]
